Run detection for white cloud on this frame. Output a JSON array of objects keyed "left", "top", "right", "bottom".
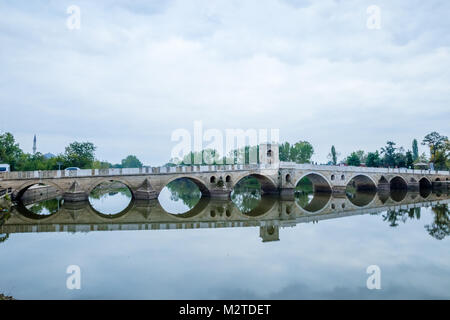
[{"left": 0, "top": 0, "right": 449, "bottom": 164}]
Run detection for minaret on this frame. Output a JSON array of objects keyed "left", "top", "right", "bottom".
[{"left": 33, "top": 134, "right": 37, "bottom": 154}]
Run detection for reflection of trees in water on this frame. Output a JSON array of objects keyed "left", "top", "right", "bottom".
[
  {"left": 425, "top": 204, "right": 450, "bottom": 240},
  {"left": 166, "top": 179, "right": 201, "bottom": 210},
  {"left": 0, "top": 212, "right": 10, "bottom": 244},
  {"left": 296, "top": 192, "right": 313, "bottom": 208},
  {"left": 382, "top": 208, "right": 421, "bottom": 227},
  {"left": 231, "top": 177, "right": 261, "bottom": 214},
  {"left": 89, "top": 182, "right": 132, "bottom": 200},
  {"left": 26, "top": 198, "right": 63, "bottom": 215}
]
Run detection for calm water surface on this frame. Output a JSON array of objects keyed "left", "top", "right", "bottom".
[{"left": 0, "top": 179, "right": 449, "bottom": 299}]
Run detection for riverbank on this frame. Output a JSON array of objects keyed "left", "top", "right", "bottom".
[
  {"left": 0, "top": 293, "right": 15, "bottom": 300},
  {"left": 0, "top": 194, "right": 12, "bottom": 212}
]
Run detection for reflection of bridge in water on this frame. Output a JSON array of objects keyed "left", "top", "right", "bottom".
[{"left": 1, "top": 191, "right": 449, "bottom": 242}]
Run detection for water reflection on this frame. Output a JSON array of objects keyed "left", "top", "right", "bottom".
[
  {"left": 346, "top": 190, "right": 376, "bottom": 207},
  {"left": 425, "top": 204, "right": 450, "bottom": 240},
  {"left": 26, "top": 197, "right": 64, "bottom": 216},
  {"left": 158, "top": 178, "right": 202, "bottom": 214},
  {"left": 3, "top": 190, "right": 448, "bottom": 241},
  {"left": 2, "top": 188, "right": 450, "bottom": 300},
  {"left": 231, "top": 176, "right": 262, "bottom": 214},
  {"left": 89, "top": 181, "right": 133, "bottom": 215}
]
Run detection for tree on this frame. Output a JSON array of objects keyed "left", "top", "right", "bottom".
[
  {"left": 355, "top": 150, "right": 366, "bottom": 164},
  {"left": 121, "top": 155, "right": 143, "bottom": 168},
  {"left": 366, "top": 151, "right": 381, "bottom": 167},
  {"left": 290, "top": 141, "right": 314, "bottom": 164},
  {"left": 64, "top": 142, "right": 96, "bottom": 169},
  {"left": 380, "top": 141, "right": 397, "bottom": 167},
  {"left": 405, "top": 151, "right": 414, "bottom": 168},
  {"left": 279, "top": 142, "right": 291, "bottom": 162},
  {"left": 328, "top": 145, "right": 339, "bottom": 165},
  {"left": 412, "top": 139, "right": 419, "bottom": 161},
  {"left": 278, "top": 141, "right": 314, "bottom": 164},
  {"left": 422, "top": 132, "right": 448, "bottom": 160},
  {"left": 0, "top": 132, "right": 23, "bottom": 170},
  {"left": 346, "top": 152, "right": 361, "bottom": 166}
]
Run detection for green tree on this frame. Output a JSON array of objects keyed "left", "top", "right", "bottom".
[
  {"left": 328, "top": 145, "right": 338, "bottom": 165},
  {"left": 405, "top": 151, "right": 414, "bottom": 168},
  {"left": 346, "top": 152, "right": 361, "bottom": 166},
  {"left": 422, "top": 132, "right": 448, "bottom": 161},
  {"left": 412, "top": 139, "right": 419, "bottom": 161},
  {"left": 121, "top": 155, "right": 143, "bottom": 168},
  {"left": 279, "top": 142, "right": 291, "bottom": 162},
  {"left": 0, "top": 132, "right": 23, "bottom": 170},
  {"left": 64, "top": 142, "right": 96, "bottom": 169},
  {"left": 290, "top": 141, "right": 314, "bottom": 164},
  {"left": 381, "top": 141, "right": 397, "bottom": 167},
  {"left": 93, "top": 160, "right": 113, "bottom": 169},
  {"left": 366, "top": 151, "right": 381, "bottom": 167}
]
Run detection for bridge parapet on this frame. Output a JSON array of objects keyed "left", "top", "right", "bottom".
[
  {"left": 0, "top": 164, "right": 279, "bottom": 181},
  {"left": 280, "top": 162, "right": 449, "bottom": 176}
]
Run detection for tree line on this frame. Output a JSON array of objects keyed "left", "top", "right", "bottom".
[
  {"left": 1, "top": 131, "right": 448, "bottom": 171},
  {"left": 0, "top": 132, "right": 143, "bottom": 171},
  {"left": 328, "top": 132, "right": 449, "bottom": 170}
]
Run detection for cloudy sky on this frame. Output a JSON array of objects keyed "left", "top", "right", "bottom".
[{"left": 1, "top": 0, "right": 449, "bottom": 165}]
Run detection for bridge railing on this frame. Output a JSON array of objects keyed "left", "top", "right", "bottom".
[
  {"left": 0, "top": 163, "right": 277, "bottom": 180},
  {"left": 279, "top": 162, "right": 450, "bottom": 176}
]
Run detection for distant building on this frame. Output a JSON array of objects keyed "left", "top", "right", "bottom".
[
  {"left": 44, "top": 153, "right": 56, "bottom": 160},
  {"left": 33, "top": 134, "right": 37, "bottom": 154}
]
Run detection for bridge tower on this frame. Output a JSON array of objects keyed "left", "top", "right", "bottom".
[{"left": 259, "top": 142, "right": 279, "bottom": 166}]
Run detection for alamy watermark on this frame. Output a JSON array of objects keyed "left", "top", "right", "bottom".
[
  {"left": 366, "top": 265, "right": 381, "bottom": 290},
  {"left": 171, "top": 121, "right": 279, "bottom": 165},
  {"left": 66, "top": 265, "right": 81, "bottom": 290},
  {"left": 66, "top": 5, "right": 81, "bottom": 30},
  {"left": 366, "top": 5, "right": 381, "bottom": 30}
]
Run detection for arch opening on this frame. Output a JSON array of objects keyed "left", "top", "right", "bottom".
[
  {"left": 294, "top": 174, "right": 331, "bottom": 213},
  {"left": 231, "top": 175, "right": 278, "bottom": 216},
  {"left": 346, "top": 175, "right": 377, "bottom": 192},
  {"left": 88, "top": 180, "right": 133, "bottom": 216},
  {"left": 15, "top": 183, "right": 63, "bottom": 218},
  {"left": 345, "top": 175, "right": 377, "bottom": 207},
  {"left": 158, "top": 177, "right": 206, "bottom": 215},
  {"left": 390, "top": 176, "right": 408, "bottom": 190},
  {"left": 295, "top": 174, "right": 332, "bottom": 194},
  {"left": 232, "top": 174, "right": 278, "bottom": 195},
  {"left": 419, "top": 178, "right": 432, "bottom": 198}
]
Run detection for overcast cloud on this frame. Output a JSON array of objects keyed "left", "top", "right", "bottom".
[{"left": 1, "top": 0, "right": 449, "bottom": 165}]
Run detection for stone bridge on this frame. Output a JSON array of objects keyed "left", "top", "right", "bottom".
[
  {"left": 0, "top": 143, "right": 448, "bottom": 202},
  {"left": 1, "top": 191, "right": 449, "bottom": 242}
]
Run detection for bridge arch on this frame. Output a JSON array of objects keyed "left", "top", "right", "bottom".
[
  {"left": 346, "top": 174, "right": 377, "bottom": 191},
  {"left": 232, "top": 173, "right": 278, "bottom": 194},
  {"left": 233, "top": 196, "right": 278, "bottom": 218},
  {"left": 294, "top": 172, "right": 332, "bottom": 193},
  {"left": 390, "top": 176, "right": 408, "bottom": 190},
  {"left": 15, "top": 180, "right": 64, "bottom": 201},
  {"left": 87, "top": 178, "right": 134, "bottom": 195},
  {"left": 419, "top": 177, "right": 432, "bottom": 189},
  {"left": 163, "top": 176, "right": 210, "bottom": 196},
  {"left": 295, "top": 192, "right": 332, "bottom": 214},
  {"left": 89, "top": 198, "right": 136, "bottom": 220}
]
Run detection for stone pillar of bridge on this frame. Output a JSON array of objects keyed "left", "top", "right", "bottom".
[
  {"left": 259, "top": 225, "right": 280, "bottom": 242},
  {"left": 331, "top": 186, "right": 346, "bottom": 194},
  {"left": 209, "top": 188, "right": 232, "bottom": 199},
  {"left": 377, "top": 177, "right": 390, "bottom": 192},
  {"left": 63, "top": 181, "right": 88, "bottom": 202},
  {"left": 134, "top": 179, "right": 158, "bottom": 200},
  {"left": 407, "top": 181, "right": 420, "bottom": 191},
  {"left": 280, "top": 188, "right": 295, "bottom": 200}
]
